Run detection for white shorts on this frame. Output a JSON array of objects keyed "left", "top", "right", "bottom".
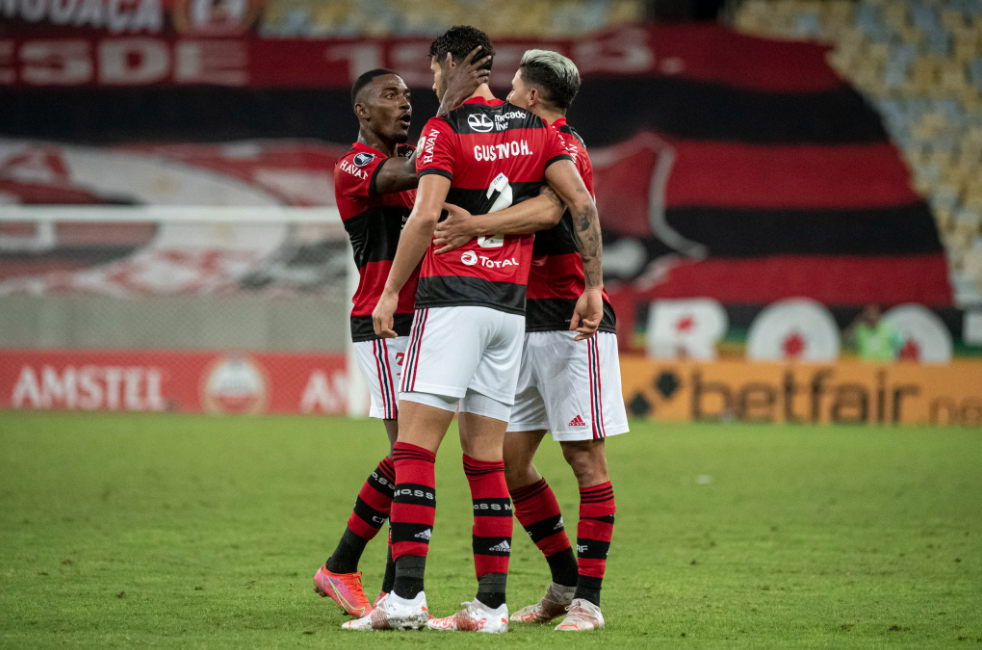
[
  {"left": 400, "top": 389, "right": 512, "bottom": 422},
  {"left": 400, "top": 306, "right": 525, "bottom": 406},
  {"left": 352, "top": 338, "right": 407, "bottom": 419},
  {"left": 507, "top": 331, "right": 629, "bottom": 442}
]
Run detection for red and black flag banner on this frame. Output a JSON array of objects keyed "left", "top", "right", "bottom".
[{"left": 0, "top": 24, "right": 955, "bottom": 342}]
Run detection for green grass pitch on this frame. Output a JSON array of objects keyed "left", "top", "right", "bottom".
[{"left": 0, "top": 413, "right": 980, "bottom": 649}]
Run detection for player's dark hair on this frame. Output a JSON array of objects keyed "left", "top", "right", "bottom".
[
  {"left": 351, "top": 68, "right": 398, "bottom": 107},
  {"left": 519, "top": 49, "right": 581, "bottom": 111},
  {"left": 429, "top": 25, "right": 495, "bottom": 71}
]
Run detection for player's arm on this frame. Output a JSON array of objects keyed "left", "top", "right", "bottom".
[
  {"left": 544, "top": 160, "right": 602, "bottom": 289},
  {"left": 372, "top": 151, "right": 419, "bottom": 195},
  {"left": 433, "top": 185, "right": 564, "bottom": 254},
  {"left": 544, "top": 158, "right": 604, "bottom": 340},
  {"left": 372, "top": 174, "right": 452, "bottom": 338}
]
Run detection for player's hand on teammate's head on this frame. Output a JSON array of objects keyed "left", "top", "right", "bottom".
[
  {"left": 433, "top": 203, "right": 479, "bottom": 254},
  {"left": 570, "top": 288, "right": 603, "bottom": 341},
  {"left": 438, "top": 47, "right": 491, "bottom": 115},
  {"left": 372, "top": 290, "right": 400, "bottom": 338}
]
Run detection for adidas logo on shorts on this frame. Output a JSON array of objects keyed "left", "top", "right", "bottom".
[
  {"left": 554, "top": 516, "right": 564, "bottom": 531},
  {"left": 489, "top": 540, "right": 511, "bottom": 553},
  {"left": 569, "top": 415, "right": 587, "bottom": 427},
  {"left": 415, "top": 528, "right": 432, "bottom": 541}
]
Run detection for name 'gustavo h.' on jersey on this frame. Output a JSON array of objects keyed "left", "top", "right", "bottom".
[{"left": 414, "top": 97, "right": 572, "bottom": 315}]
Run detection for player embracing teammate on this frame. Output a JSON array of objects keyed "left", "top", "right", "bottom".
[
  {"left": 315, "top": 56, "right": 492, "bottom": 616},
  {"left": 343, "top": 26, "right": 605, "bottom": 634},
  {"left": 434, "top": 49, "right": 628, "bottom": 632}
]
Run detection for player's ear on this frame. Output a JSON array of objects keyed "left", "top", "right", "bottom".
[
  {"left": 528, "top": 87, "right": 539, "bottom": 109},
  {"left": 445, "top": 52, "right": 455, "bottom": 70},
  {"left": 354, "top": 102, "right": 368, "bottom": 120}
]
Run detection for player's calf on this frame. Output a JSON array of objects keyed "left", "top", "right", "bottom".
[
  {"left": 388, "top": 442, "right": 437, "bottom": 602},
  {"left": 323, "top": 456, "right": 395, "bottom": 575},
  {"left": 510, "top": 477, "right": 579, "bottom": 589},
  {"left": 575, "top": 481, "right": 615, "bottom": 607},
  {"left": 464, "top": 455, "right": 513, "bottom": 611}
]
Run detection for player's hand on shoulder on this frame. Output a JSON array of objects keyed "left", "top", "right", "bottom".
[
  {"left": 434, "top": 203, "right": 479, "bottom": 254},
  {"left": 570, "top": 288, "right": 603, "bottom": 341},
  {"left": 372, "top": 290, "right": 400, "bottom": 338}
]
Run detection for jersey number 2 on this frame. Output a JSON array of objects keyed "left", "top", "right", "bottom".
[{"left": 478, "top": 173, "right": 512, "bottom": 249}]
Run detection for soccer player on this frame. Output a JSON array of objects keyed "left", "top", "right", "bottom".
[
  {"left": 314, "top": 58, "right": 494, "bottom": 617},
  {"left": 431, "top": 50, "right": 628, "bottom": 632},
  {"left": 344, "top": 26, "right": 604, "bottom": 633}
]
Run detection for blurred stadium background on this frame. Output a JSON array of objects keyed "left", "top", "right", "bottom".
[{"left": 2, "top": 0, "right": 982, "bottom": 646}]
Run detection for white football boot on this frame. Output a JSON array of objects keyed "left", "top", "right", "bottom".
[
  {"left": 427, "top": 600, "right": 509, "bottom": 633},
  {"left": 510, "top": 582, "right": 575, "bottom": 623},
  {"left": 555, "top": 598, "right": 605, "bottom": 631},
  {"left": 342, "top": 592, "right": 429, "bottom": 631}
]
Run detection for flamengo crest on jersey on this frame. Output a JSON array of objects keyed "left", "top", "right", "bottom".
[
  {"left": 525, "top": 118, "right": 617, "bottom": 333},
  {"left": 335, "top": 142, "right": 418, "bottom": 342},
  {"left": 414, "top": 97, "right": 572, "bottom": 316}
]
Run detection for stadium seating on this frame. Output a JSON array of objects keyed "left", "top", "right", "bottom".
[
  {"left": 259, "top": 0, "right": 645, "bottom": 37},
  {"left": 734, "top": 0, "right": 982, "bottom": 305}
]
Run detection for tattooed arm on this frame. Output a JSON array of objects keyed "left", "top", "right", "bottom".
[
  {"left": 543, "top": 159, "right": 603, "bottom": 339},
  {"left": 544, "top": 160, "right": 603, "bottom": 289}
]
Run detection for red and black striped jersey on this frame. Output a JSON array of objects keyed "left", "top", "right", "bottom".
[
  {"left": 526, "top": 118, "right": 616, "bottom": 333},
  {"left": 335, "top": 141, "right": 418, "bottom": 342},
  {"left": 415, "top": 97, "right": 572, "bottom": 315}
]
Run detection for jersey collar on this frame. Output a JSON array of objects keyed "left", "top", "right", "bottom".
[
  {"left": 461, "top": 96, "right": 505, "bottom": 107},
  {"left": 549, "top": 116, "right": 568, "bottom": 128},
  {"left": 351, "top": 141, "right": 389, "bottom": 158}
]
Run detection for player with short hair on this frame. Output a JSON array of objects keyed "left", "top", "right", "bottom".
[
  {"left": 343, "top": 26, "right": 605, "bottom": 634},
  {"left": 432, "top": 49, "right": 628, "bottom": 632},
  {"left": 314, "top": 60, "right": 493, "bottom": 618}
]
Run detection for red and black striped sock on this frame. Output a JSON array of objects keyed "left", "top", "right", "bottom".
[
  {"left": 575, "top": 481, "right": 615, "bottom": 607},
  {"left": 389, "top": 442, "right": 436, "bottom": 599},
  {"left": 510, "top": 477, "right": 578, "bottom": 587},
  {"left": 325, "top": 456, "right": 395, "bottom": 574},
  {"left": 464, "top": 455, "right": 512, "bottom": 609}
]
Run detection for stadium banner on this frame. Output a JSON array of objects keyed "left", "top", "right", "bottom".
[
  {"left": 3, "top": 23, "right": 973, "bottom": 357},
  {"left": 1, "top": 23, "right": 955, "bottom": 320},
  {"left": 0, "top": 349, "right": 348, "bottom": 414},
  {"left": 0, "top": 25, "right": 841, "bottom": 89},
  {"left": 0, "top": 0, "right": 266, "bottom": 37},
  {"left": 621, "top": 357, "right": 982, "bottom": 426}
]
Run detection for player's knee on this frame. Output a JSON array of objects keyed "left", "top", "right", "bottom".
[
  {"left": 503, "top": 456, "right": 537, "bottom": 490},
  {"left": 562, "top": 442, "right": 608, "bottom": 486}
]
